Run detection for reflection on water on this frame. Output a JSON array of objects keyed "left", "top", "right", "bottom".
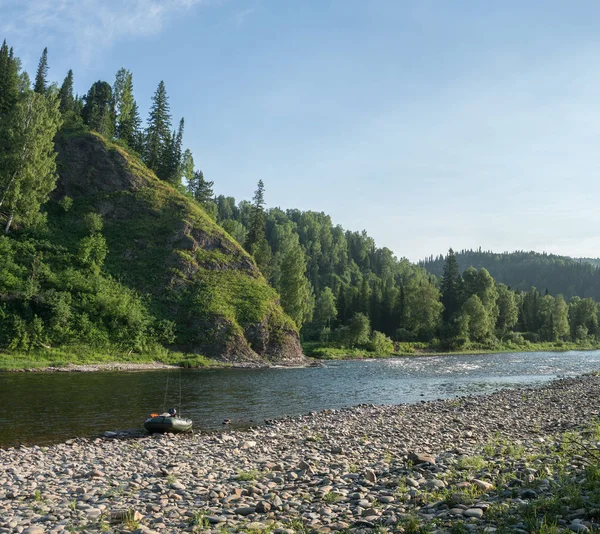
[{"left": 1, "top": 350, "right": 599, "bottom": 447}]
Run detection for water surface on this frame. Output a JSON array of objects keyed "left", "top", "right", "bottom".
[{"left": 1, "top": 350, "right": 599, "bottom": 448}]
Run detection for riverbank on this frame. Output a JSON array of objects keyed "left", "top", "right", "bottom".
[
  {"left": 2, "top": 374, "right": 600, "bottom": 533},
  {"left": 303, "top": 340, "right": 600, "bottom": 360}
]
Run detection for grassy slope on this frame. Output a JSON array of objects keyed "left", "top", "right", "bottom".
[{"left": 0, "top": 129, "right": 298, "bottom": 369}]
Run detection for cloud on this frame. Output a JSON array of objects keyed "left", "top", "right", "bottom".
[{"left": 0, "top": 0, "right": 215, "bottom": 61}]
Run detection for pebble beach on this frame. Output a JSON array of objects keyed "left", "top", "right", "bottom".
[{"left": 2, "top": 374, "right": 600, "bottom": 534}]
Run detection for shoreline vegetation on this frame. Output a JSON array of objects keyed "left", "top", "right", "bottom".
[
  {"left": 3, "top": 339, "right": 600, "bottom": 372},
  {"left": 2, "top": 374, "right": 600, "bottom": 532}
]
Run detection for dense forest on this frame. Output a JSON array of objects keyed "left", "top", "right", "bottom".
[
  {"left": 421, "top": 250, "right": 600, "bottom": 301},
  {"left": 1, "top": 40, "right": 599, "bottom": 363}
]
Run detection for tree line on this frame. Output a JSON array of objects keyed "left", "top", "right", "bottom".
[
  {"left": 2, "top": 40, "right": 599, "bottom": 355},
  {"left": 421, "top": 249, "right": 600, "bottom": 302}
]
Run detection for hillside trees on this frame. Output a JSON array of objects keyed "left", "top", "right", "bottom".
[
  {"left": 113, "top": 68, "right": 141, "bottom": 149},
  {"left": 0, "top": 40, "right": 20, "bottom": 115},
  {"left": 82, "top": 81, "right": 114, "bottom": 138},
  {"left": 0, "top": 91, "right": 62, "bottom": 233},
  {"left": 33, "top": 47, "right": 48, "bottom": 94},
  {"left": 244, "top": 180, "right": 272, "bottom": 276}
]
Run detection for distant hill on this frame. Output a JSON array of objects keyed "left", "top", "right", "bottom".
[
  {"left": 420, "top": 249, "right": 600, "bottom": 301},
  {"left": 578, "top": 257, "right": 600, "bottom": 268}
]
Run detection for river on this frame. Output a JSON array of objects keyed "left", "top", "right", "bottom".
[{"left": 1, "top": 350, "right": 599, "bottom": 448}]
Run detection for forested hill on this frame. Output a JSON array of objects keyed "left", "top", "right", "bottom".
[{"left": 420, "top": 250, "right": 600, "bottom": 300}]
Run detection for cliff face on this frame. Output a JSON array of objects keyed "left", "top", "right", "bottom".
[{"left": 53, "top": 131, "right": 306, "bottom": 366}]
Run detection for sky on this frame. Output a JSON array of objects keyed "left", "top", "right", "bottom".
[{"left": 2, "top": 0, "right": 600, "bottom": 262}]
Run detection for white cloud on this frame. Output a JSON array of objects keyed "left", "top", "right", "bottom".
[{"left": 0, "top": 0, "right": 216, "bottom": 61}]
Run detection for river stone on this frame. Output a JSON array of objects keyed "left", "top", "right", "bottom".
[
  {"left": 206, "top": 515, "right": 228, "bottom": 524},
  {"left": 408, "top": 452, "right": 436, "bottom": 465},
  {"left": 521, "top": 489, "right": 538, "bottom": 500},
  {"left": 23, "top": 528, "right": 46, "bottom": 534},
  {"left": 463, "top": 508, "right": 484, "bottom": 519},
  {"left": 365, "top": 470, "right": 377, "bottom": 483},
  {"left": 235, "top": 506, "right": 256, "bottom": 516},
  {"left": 256, "top": 501, "right": 271, "bottom": 513},
  {"left": 472, "top": 479, "right": 493, "bottom": 491},
  {"left": 570, "top": 524, "right": 590, "bottom": 534},
  {"left": 426, "top": 479, "right": 446, "bottom": 489}
]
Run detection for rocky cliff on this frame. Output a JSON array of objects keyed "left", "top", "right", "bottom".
[{"left": 52, "top": 130, "right": 306, "bottom": 366}]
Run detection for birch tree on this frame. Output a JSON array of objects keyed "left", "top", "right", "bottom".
[{"left": 0, "top": 92, "right": 62, "bottom": 233}]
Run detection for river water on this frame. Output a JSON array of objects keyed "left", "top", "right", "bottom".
[{"left": 1, "top": 350, "right": 599, "bottom": 448}]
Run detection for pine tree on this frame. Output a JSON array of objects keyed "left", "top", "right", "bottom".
[
  {"left": 0, "top": 41, "right": 20, "bottom": 115},
  {"left": 188, "top": 170, "right": 214, "bottom": 204},
  {"left": 245, "top": 180, "right": 266, "bottom": 251},
  {"left": 440, "top": 248, "right": 464, "bottom": 322},
  {"left": 244, "top": 180, "right": 271, "bottom": 276},
  {"left": 58, "top": 70, "right": 74, "bottom": 113},
  {"left": 145, "top": 81, "right": 171, "bottom": 175},
  {"left": 159, "top": 118, "right": 184, "bottom": 184},
  {"left": 33, "top": 47, "right": 48, "bottom": 94}
]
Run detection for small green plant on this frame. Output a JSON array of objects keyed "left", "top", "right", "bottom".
[
  {"left": 236, "top": 470, "right": 259, "bottom": 481},
  {"left": 397, "top": 514, "right": 430, "bottom": 534},
  {"left": 166, "top": 474, "right": 177, "bottom": 485},
  {"left": 449, "top": 521, "right": 468, "bottom": 534},
  {"left": 124, "top": 511, "right": 140, "bottom": 530},
  {"left": 456, "top": 455, "right": 487, "bottom": 471},
  {"left": 189, "top": 511, "right": 210, "bottom": 530},
  {"left": 285, "top": 518, "right": 308, "bottom": 534},
  {"left": 33, "top": 489, "right": 42, "bottom": 502},
  {"left": 322, "top": 492, "right": 341, "bottom": 503}
]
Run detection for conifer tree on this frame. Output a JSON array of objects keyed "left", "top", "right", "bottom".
[
  {"left": 188, "top": 170, "right": 214, "bottom": 204},
  {"left": 440, "top": 248, "right": 464, "bottom": 322},
  {"left": 0, "top": 41, "right": 20, "bottom": 115},
  {"left": 245, "top": 180, "right": 271, "bottom": 276},
  {"left": 145, "top": 81, "right": 171, "bottom": 175},
  {"left": 58, "top": 70, "right": 74, "bottom": 113},
  {"left": 33, "top": 47, "right": 48, "bottom": 94}
]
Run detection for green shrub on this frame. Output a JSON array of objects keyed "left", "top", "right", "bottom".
[{"left": 369, "top": 330, "right": 394, "bottom": 354}]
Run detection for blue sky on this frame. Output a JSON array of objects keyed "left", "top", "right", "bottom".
[{"left": 2, "top": 0, "right": 600, "bottom": 261}]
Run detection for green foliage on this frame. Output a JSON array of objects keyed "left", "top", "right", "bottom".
[
  {"left": 33, "top": 47, "right": 48, "bottom": 95},
  {"left": 145, "top": 80, "right": 172, "bottom": 176},
  {"left": 368, "top": 330, "right": 394, "bottom": 354},
  {"left": 0, "top": 90, "right": 63, "bottom": 233},
  {"left": 0, "top": 40, "right": 20, "bottom": 115},
  {"left": 82, "top": 81, "right": 114, "bottom": 138}
]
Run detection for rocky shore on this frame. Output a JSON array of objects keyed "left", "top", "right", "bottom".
[
  {"left": 8, "top": 362, "right": 183, "bottom": 373},
  {"left": 2, "top": 374, "right": 600, "bottom": 534}
]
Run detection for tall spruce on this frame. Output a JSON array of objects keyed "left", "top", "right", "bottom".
[
  {"left": 58, "top": 70, "right": 74, "bottom": 113},
  {"left": 145, "top": 81, "right": 171, "bottom": 175},
  {"left": 33, "top": 47, "right": 48, "bottom": 94},
  {"left": 159, "top": 117, "right": 184, "bottom": 184},
  {"left": 245, "top": 180, "right": 271, "bottom": 276},
  {"left": 0, "top": 41, "right": 20, "bottom": 116},
  {"left": 188, "top": 170, "right": 214, "bottom": 204},
  {"left": 440, "top": 248, "right": 464, "bottom": 322}
]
